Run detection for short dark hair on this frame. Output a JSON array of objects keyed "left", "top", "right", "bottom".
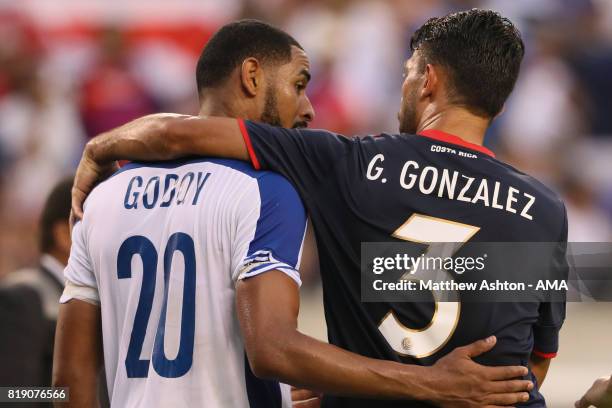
[
  {"left": 196, "top": 19, "right": 302, "bottom": 93},
  {"left": 410, "top": 9, "right": 525, "bottom": 117},
  {"left": 40, "top": 177, "right": 73, "bottom": 252}
]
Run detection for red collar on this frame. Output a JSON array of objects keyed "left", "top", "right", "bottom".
[{"left": 418, "top": 129, "right": 495, "bottom": 158}]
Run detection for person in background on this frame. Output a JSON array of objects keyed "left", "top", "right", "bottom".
[
  {"left": 0, "top": 176, "right": 111, "bottom": 407},
  {"left": 0, "top": 177, "right": 72, "bottom": 404}
]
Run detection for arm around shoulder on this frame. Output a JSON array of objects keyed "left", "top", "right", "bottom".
[{"left": 87, "top": 114, "right": 249, "bottom": 164}]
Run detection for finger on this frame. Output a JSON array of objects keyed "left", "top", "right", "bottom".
[
  {"left": 69, "top": 210, "right": 78, "bottom": 230},
  {"left": 71, "top": 189, "right": 85, "bottom": 220},
  {"left": 484, "top": 365, "right": 529, "bottom": 380},
  {"left": 292, "top": 389, "right": 320, "bottom": 401},
  {"left": 487, "top": 379, "right": 534, "bottom": 393},
  {"left": 104, "top": 160, "right": 121, "bottom": 176},
  {"left": 484, "top": 392, "right": 530, "bottom": 405},
  {"left": 575, "top": 396, "right": 591, "bottom": 408},
  {"left": 461, "top": 336, "right": 497, "bottom": 358},
  {"left": 293, "top": 397, "right": 321, "bottom": 408}
]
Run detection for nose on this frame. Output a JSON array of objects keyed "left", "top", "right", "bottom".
[{"left": 301, "top": 96, "right": 315, "bottom": 123}]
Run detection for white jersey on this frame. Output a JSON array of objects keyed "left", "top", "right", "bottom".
[{"left": 61, "top": 158, "right": 308, "bottom": 408}]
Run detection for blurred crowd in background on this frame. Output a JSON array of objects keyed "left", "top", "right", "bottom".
[{"left": 1, "top": 0, "right": 612, "bottom": 279}]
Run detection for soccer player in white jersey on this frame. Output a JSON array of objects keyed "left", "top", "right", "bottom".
[{"left": 55, "top": 20, "right": 533, "bottom": 408}]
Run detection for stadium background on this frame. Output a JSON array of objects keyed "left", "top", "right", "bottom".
[{"left": 0, "top": 0, "right": 610, "bottom": 405}]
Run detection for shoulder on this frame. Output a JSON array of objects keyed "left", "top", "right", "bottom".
[
  {"left": 348, "top": 133, "right": 425, "bottom": 155},
  {"left": 204, "top": 158, "right": 283, "bottom": 182},
  {"left": 1, "top": 268, "right": 41, "bottom": 290},
  {"left": 245, "top": 120, "right": 354, "bottom": 148},
  {"left": 255, "top": 172, "right": 301, "bottom": 202},
  {"left": 0, "top": 285, "right": 46, "bottom": 339},
  {"left": 491, "top": 158, "right": 567, "bottom": 232},
  {"left": 496, "top": 159, "right": 564, "bottom": 207},
  {"left": 193, "top": 158, "right": 299, "bottom": 197},
  {"left": 164, "top": 158, "right": 304, "bottom": 210},
  {"left": 245, "top": 120, "right": 336, "bottom": 138}
]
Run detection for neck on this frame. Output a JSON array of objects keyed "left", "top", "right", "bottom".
[
  {"left": 198, "top": 87, "right": 251, "bottom": 118},
  {"left": 417, "top": 106, "right": 490, "bottom": 146}
]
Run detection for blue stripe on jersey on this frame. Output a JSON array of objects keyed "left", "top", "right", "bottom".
[
  {"left": 246, "top": 170, "right": 306, "bottom": 268},
  {"left": 244, "top": 353, "right": 282, "bottom": 408}
]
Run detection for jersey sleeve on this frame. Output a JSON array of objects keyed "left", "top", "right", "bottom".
[
  {"left": 533, "top": 206, "right": 569, "bottom": 358},
  {"left": 231, "top": 172, "right": 308, "bottom": 287},
  {"left": 59, "top": 220, "right": 100, "bottom": 305},
  {"left": 239, "top": 119, "right": 356, "bottom": 195}
]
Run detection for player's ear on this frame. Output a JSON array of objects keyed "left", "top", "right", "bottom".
[
  {"left": 240, "top": 57, "right": 263, "bottom": 97},
  {"left": 422, "top": 63, "right": 437, "bottom": 99}
]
